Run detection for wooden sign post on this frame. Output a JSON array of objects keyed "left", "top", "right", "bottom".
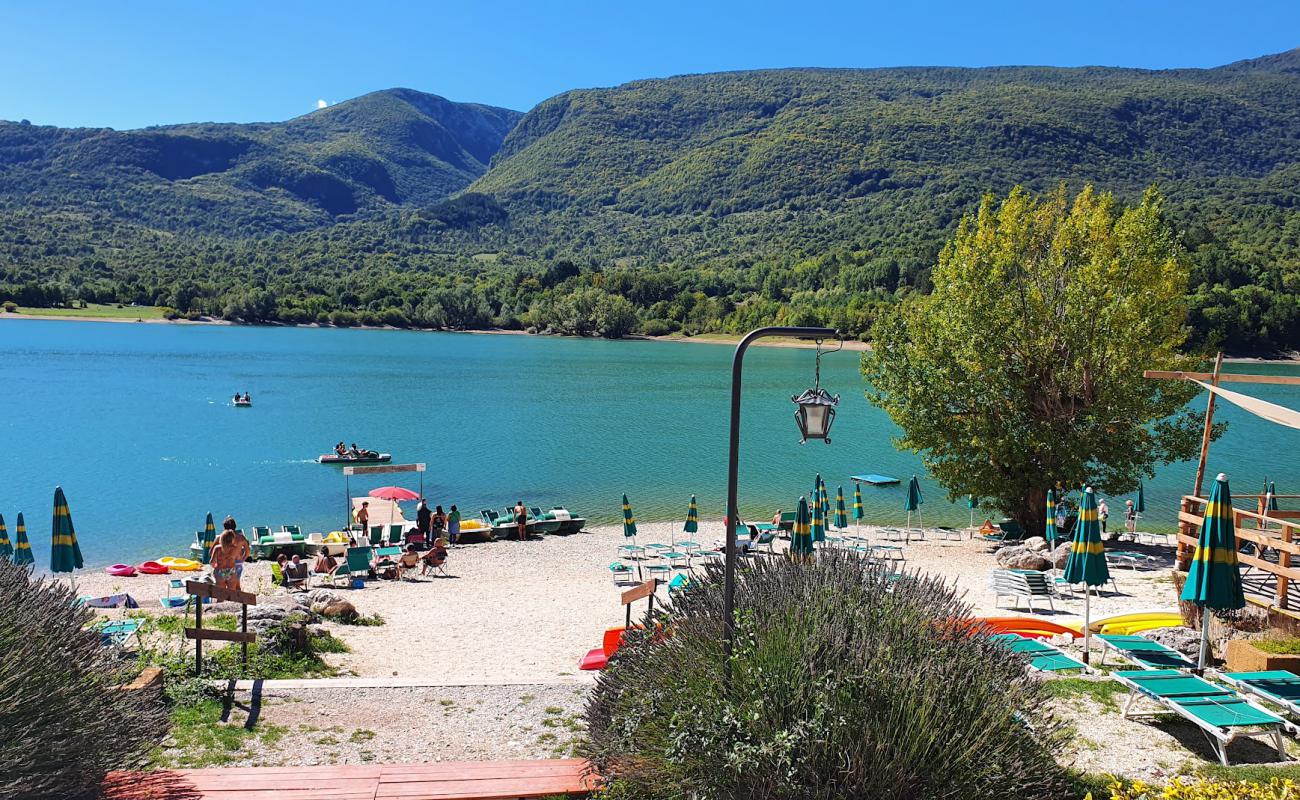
[
  {"left": 185, "top": 581, "right": 258, "bottom": 676},
  {"left": 621, "top": 579, "right": 657, "bottom": 630}
]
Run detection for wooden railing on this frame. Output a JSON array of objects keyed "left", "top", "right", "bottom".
[{"left": 1178, "top": 494, "right": 1300, "bottom": 611}]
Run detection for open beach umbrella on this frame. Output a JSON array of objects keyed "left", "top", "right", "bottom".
[
  {"left": 1045, "top": 489, "right": 1057, "bottom": 546},
  {"left": 199, "top": 512, "right": 216, "bottom": 565},
  {"left": 1135, "top": 481, "right": 1145, "bottom": 514},
  {"left": 50, "top": 486, "right": 83, "bottom": 573},
  {"left": 1268, "top": 481, "right": 1279, "bottom": 512},
  {"left": 811, "top": 482, "right": 826, "bottom": 544},
  {"left": 369, "top": 486, "right": 419, "bottom": 502},
  {"left": 0, "top": 514, "right": 11, "bottom": 560},
  {"left": 790, "top": 496, "right": 813, "bottom": 561},
  {"left": 1181, "top": 473, "right": 1246, "bottom": 671},
  {"left": 904, "top": 476, "right": 924, "bottom": 542},
  {"left": 834, "top": 486, "right": 848, "bottom": 530},
  {"left": 12, "top": 513, "right": 33, "bottom": 567},
  {"left": 622, "top": 494, "right": 637, "bottom": 545},
  {"left": 1062, "top": 487, "right": 1110, "bottom": 664}
]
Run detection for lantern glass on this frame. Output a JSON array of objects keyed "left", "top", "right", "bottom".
[{"left": 792, "top": 386, "right": 839, "bottom": 444}]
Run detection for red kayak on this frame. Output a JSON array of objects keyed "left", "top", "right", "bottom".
[
  {"left": 105, "top": 564, "right": 138, "bottom": 577},
  {"left": 137, "top": 561, "right": 170, "bottom": 575}
]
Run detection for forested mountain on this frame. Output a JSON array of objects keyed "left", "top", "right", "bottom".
[{"left": 1, "top": 51, "right": 1297, "bottom": 351}]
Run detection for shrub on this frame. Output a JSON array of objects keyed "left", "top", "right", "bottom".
[
  {"left": 1252, "top": 637, "right": 1300, "bottom": 655},
  {"left": 583, "top": 552, "right": 1069, "bottom": 799},
  {"left": 0, "top": 560, "right": 168, "bottom": 797},
  {"left": 639, "top": 318, "right": 677, "bottom": 336},
  {"left": 2, "top": 301, "right": 16, "bottom": 313},
  {"left": 1107, "top": 776, "right": 1297, "bottom": 799}
]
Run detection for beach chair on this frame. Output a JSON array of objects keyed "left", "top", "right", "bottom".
[
  {"left": 989, "top": 569, "right": 1056, "bottom": 612},
  {"left": 369, "top": 525, "right": 384, "bottom": 546},
  {"left": 937, "top": 526, "right": 963, "bottom": 541},
  {"left": 253, "top": 525, "right": 271, "bottom": 542},
  {"left": 989, "top": 632, "right": 1089, "bottom": 672},
  {"left": 642, "top": 557, "right": 672, "bottom": 583},
  {"left": 1107, "top": 551, "right": 1158, "bottom": 570},
  {"left": 667, "top": 573, "right": 691, "bottom": 595},
  {"left": 1113, "top": 669, "right": 1286, "bottom": 766},
  {"left": 778, "top": 511, "right": 797, "bottom": 534},
  {"left": 751, "top": 529, "right": 777, "bottom": 554},
  {"left": 1220, "top": 671, "right": 1300, "bottom": 733},
  {"left": 387, "top": 524, "right": 404, "bottom": 545},
  {"left": 336, "top": 546, "right": 373, "bottom": 584},
  {"left": 609, "top": 561, "right": 637, "bottom": 584},
  {"left": 282, "top": 525, "right": 302, "bottom": 537},
  {"left": 92, "top": 618, "right": 145, "bottom": 649},
  {"left": 1097, "top": 634, "right": 1197, "bottom": 670}
]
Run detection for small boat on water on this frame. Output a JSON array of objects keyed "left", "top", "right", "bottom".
[
  {"left": 234, "top": 398, "right": 252, "bottom": 407},
  {"left": 318, "top": 452, "right": 391, "bottom": 465}
]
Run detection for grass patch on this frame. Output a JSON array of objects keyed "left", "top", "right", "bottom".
[
  {"left": 334, "top": 612, "right": 385, "bottom": 626},
  {"left": 1042, "top": 679, "right": 1128, "bottom": 713},
  {"left": 544, "top": 706, "right": 564, "bottom": 715},
  {"left": 440, "top": 699, "right": 455, "bottom": 707},
  {"left": 537, "top": 733, "right": 558, "bottom": 744},
  {"left": 314, "top": 735, "right": 340, "bottom": 746},
  {"left": 541, "top": 717, "right": 562, "bottom": 728},
  {"left": 1194, "top": 763, "right": 1300, "bottom": 783},
  {"left": 1253, "top": 638, "right": 1300, "bottom": 655},
  {"left": 520, "top": 694, "right": 535, "bottom": 704},
  {"left": 309, "top": 632, "right": 350, "bottom": 654},
  {"left": 349, "top": 729, "right": 376, "bottom": 743},
  {"left": 153, "top": 699, "right": 286, "bottom": 768},
  {"left": 11, "top": 303, "right": 167, "bottom": 320}
]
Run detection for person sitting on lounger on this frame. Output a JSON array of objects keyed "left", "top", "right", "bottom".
[
  {"left": 393, "top": 544, "right": 421, "bottom": 579},
  {"left": 313, "top": 550, "right": 338, "bottom": 580},
  {"left": 284, "top": 554, "right": 309, "bottom": 590},
  {"left": 421, "top": 538, "right": 448, "bottom": 575}
]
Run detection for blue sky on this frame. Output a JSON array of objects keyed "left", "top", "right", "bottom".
[{"left": 3, "top": 1, "right": 1296, "bottom": 129}]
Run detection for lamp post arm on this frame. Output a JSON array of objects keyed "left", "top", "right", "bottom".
[{"left": 724, "top": 326, "right": 837, "bottom": 689}]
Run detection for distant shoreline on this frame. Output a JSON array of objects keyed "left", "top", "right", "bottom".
[{"left": 1, "top": 310, "right": 1293, "bottom": 361}]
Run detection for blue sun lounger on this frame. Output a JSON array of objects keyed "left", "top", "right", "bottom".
[
  {"left": 989, "top": 633, "right": 1089, "bottom": 673},
  {"left": 1220, "top": 671, "right": 1300, "bottom": 734},
  {"left": 1113, "top": 669, "right": 1286, "bottom": 766},
  {"left": 1097, "top": 634, "right": 1197, "bottom": 670}
]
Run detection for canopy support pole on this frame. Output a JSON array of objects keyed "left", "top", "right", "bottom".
[{"left": 1184, "top": 352, "right": 1223, "bottom": 570}]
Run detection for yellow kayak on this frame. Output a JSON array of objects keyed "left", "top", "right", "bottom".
[
  {"left": 158, "top": 556, "right": 202, "bottom": 572},
  {"left": 1086, "top": 610, "right": 1183, "bottom": 635},
  {"left": 459, "top": 519, "right": 491, "bottom": 531}
]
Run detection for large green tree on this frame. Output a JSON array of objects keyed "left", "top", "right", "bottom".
[{"left": 863, "top": 185, "right": 1211, "bottom": 533}]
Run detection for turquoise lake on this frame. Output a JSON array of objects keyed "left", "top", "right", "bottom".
[{"left": 1, "top": 319, "right": 1297, "bottom": 568}]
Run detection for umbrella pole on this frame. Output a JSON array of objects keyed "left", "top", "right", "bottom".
[
  {"left": 1198, "top": 608, "right": 1211, "bottom": 673},
  {"left": 1083, "top": 589, "right": 1091, "bottom": 665}
]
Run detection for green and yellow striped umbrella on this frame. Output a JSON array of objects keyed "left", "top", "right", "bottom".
[
  {"left": 819, "top": 479, "right": 830, "bottom": 526},
  {"left": 200, "top": 512, "right": 216, "bottom": 565},
  {"left": 0, "top": 513, "right": 11, "bottom": 560},
  {"left": 853, "top": 484, "right": 864, "bottom": 521},
  {"left": 811, "top": 481, "right": 826, "bottom": 543},
  {"left": 1063, "top": 486, "right": 1109, "bottom": 663},
  {"left": 966, "top": 495, "right": 979, "bottom": 530},
  {"left": 622, "top": 494, "right": 637, "bottom": 541},
  {"left": 834, "top": 486, "right": 848, "bottom": 529},
  {"left": 1182, "top": 473, "right": 1245, "bottom": 669},
  {"left": 684, "top": 495, "right": 699, "bottom": 534},
  {"left": 1268, "top": 481, "right": 1279, "bottom": 512},
  {"left": 1135, "top": 481, "right": 1145, "bottom": 514},
  {"left": 1045, "top": 489, "right": 1057, "bottom": 546},
  {"left": 790, "top": 496, "right": 813, "bottom": 560},
  {"left": 12, "top": 512, "right": 33, "bottom": 566},
  {"left": 50, "top": 485, "right": 84, "bottom": 573}
]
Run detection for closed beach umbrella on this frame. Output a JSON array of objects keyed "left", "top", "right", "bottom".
[
  {"left": 853, "top": 484, "right": 864, "bottom": 521},
  {"left": 50, "top": 486, "right": 83, "bottom": 573},
  {"left": 681, "top": 494, "right": 698, "bottom": 548},
  {"left": 811, "top": 483, "right": 826, "bottom": 544},
  {"left": 1062, "top": 486, "right": 1110, "bottom": 663},
  {"left": 834, "top": 486, "right": 848, "bottom": 530},
  {"left": 1268, "top": 481, "right": 1279, "bottom": 512},
  {"left": 12, "top": 512, "right": 33, "bottom": 567},
  {"left": 904, "top": 475, "right": 924, "bottom": 541},
  {"left": 1181, "top": 473, "right": 1246, "bottom": 671},
  {"left": 1135, "top": 481, "right": 1145, "bottom": 514},
  {"left": 1045, "top": 489, "right": 1057, "bottom": 546},
  {"left": 199, "top": 512, "right": 216, "bottom": 565},
  {"left": 819, "top": 480, "right": 830, "bottom": 525},
  {"left": 790, "top": 496, "right": 813, "bottom": 560},
  {"left": 967, "top": 494, "right": 978, "bottom": 530},
  {"left": 622, "top": 494, "right": 637, "bottom": 544},
  {"left": 0, "top": 514, "right": 11, "bottom": 560}
]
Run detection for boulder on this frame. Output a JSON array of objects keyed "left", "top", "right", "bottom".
[
  {"left": 306, "top": 589, "right": 343, "bottom": 606},
  {"left": 1021, "top": 536, "right": 1048, "bottom": 552},
  {"left": 1050, "top": 543, "right": 1072, "bottom": 570},
  {"left": 246, "top": 604, "right": 292, "bottom": 622},
  {"left": 994, "top": 545, "right": 1052, "bottom": 571}
]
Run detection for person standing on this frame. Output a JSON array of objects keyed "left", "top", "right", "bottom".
[
  {"left": 223, "top": 516, "right": 249, "bottom": 592},
  {"left": 1098, "top": 498, "right": 1111, "bottom": 539},
  {"left": 357, "top": 501, "right": 370, "bottom": 535},
  {"left": 210, "top": 531, "right": 238, "bottom": 591},
  {"left": 432, "top": 505, "right": 447, "bottom": 539},
  {"left": 1124, "top": 499, "right": 1137, "bottom": 538},
  {"left": 447, "top": 504, "right": 461, "bottom": 545},
  {"left": 514, "top": 500, "right": 528, "bottom": 541},
  {"left": 415, "top": 500, "right": 432, "bottom": 540}
]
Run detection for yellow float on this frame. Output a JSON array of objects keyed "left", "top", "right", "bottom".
[{"left": 158, "top": 556, "right": 202, "bottom": 572}]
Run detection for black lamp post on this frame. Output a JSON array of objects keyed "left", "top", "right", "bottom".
[{"left": 724, "top": 326, "right": 838, "bottom": 689}]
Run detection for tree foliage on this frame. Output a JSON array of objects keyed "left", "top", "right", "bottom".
[{"left": 864, "top": 185, "right": 1210, "bottom": 532}]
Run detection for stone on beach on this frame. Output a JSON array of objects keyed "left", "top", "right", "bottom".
[{"left": 994, "top": 544, "right": 1052, "bottom": 571}]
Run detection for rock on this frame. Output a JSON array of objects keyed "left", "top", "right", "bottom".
[
  {"left": 306, "top": 589, "right": 343, "bottom": 606},
  {"left": 1145, "top": 626, "right": 1202, "bottom": 658},
  {"left": 247, "top": 604, "right": 291, "bottom": 622},
  {"left": 317, "top": 599, "right": 358, "bottom": 622},
  {"left": 261, "top": 594, "right": 302, "bottom": 610},
  {"left": 1050, "top": 543, "right": 1072, "bottom": 569},
  {"left": 306, "top": 624, "right": 330, "bottom": 638},
  {"left": 206, "top": 601, "right": 244, "bottom": 615},
  {"left": 995, "top": 545, "right": 1052, "bottom": 571},
  {"left": 1022, "top": 536, "right": 1048, "bottom": 552}
]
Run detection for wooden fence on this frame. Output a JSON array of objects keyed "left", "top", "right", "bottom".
[{"left": 1178, "top": 494, "right": 1300, "bottom": 611}]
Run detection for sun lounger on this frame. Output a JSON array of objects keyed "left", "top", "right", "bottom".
[
  {"left": 1098, "top": 634, "right": 1196, "bottom": 670},
  {"left": 335, "top": 546, "right": 373, "bottom": 585},
  {"left": 387, "top": 524, "right": 404, "bottom": 545},
  {"left": 989, "top": 632, "right": 1089, "bottom": 672},
  {"left": 93, "top": 618, "right": 145, "bottom": 649},
  {"left": 1113, "top": 669, "right": 1286, "bottom": 765},
  {"left": 1219, "top": 671, "right": 1300, "bottom": 734},
  {"left": 1106, "top": 550, "right": 1158, "bottom": 570},
  {"left": 936, "top": 526, "right": 963, "bottom": 541},
  {"left": 368, "top": 525, "right": 384, "bottom": 546},
  {"left": 609, "top": 561, "right": 637, "bottom": 584},
  {"left": 989, "top": 569, "right": 1056, "bottom": 612}
]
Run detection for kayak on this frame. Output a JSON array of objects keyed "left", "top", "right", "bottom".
[
  {"left": 137, "top": 561, "right": 170, "bottom": 575},
  {"left": 105, "top": 564, "right": 137, "bottom": 577},
  {"left": 318, "top": 453, "right": 391, "bottom": 465},
  {"left": 159, "top": 556, "right": 202, "bottom": 572}
]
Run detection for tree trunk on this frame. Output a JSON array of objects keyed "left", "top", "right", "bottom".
[{"left": 1010, "top": 486, "right": 1048, "bottom": 541}]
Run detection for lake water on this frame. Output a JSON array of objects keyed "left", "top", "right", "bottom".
[{"left": 1, "top": 319, "right": 1297, "bottom": 568}]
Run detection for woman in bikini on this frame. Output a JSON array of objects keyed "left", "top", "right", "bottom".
[{"left": 210, "top": 531, "right": 239, "bottom": 591}]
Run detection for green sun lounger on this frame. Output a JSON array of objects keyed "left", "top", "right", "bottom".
[
  {"left": 93, "top": 618, "right": 145, "bottom": 649},
  {"left": 1220, "top": 671, "right": 1300, "bottom": 734},
  {"left": 1113, "top": 669, "right": 1286, "bottom": 766},
  {"left": 1097, "top": 634, "right": 1196, "bottom": 670},
  {"left": 989, "top": 633, "right": 1089, "bottom": 672}
]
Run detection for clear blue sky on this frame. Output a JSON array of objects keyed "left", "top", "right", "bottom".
[{"left": 3, "top": 1, "right": 1296, "bottom": 129}]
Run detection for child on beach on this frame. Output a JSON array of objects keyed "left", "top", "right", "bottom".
[{"left": 210, "top": 531, "right": 238, "bottom": 591}]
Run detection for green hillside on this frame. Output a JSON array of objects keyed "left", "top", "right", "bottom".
[{"left": 1, "top": 51, "right": 1297, "bottom": 351}]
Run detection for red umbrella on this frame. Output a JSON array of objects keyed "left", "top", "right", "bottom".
[{"left": 369, "top": 487, "right": 419, "bottom": 502}]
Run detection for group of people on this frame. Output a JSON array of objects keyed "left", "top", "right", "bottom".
[
  {"left": 232, "top": 392, "right": 251, "bottom": 403},
  {"left": 333, "top": 442, "right": 377, "bottom": 459},
  {"left": 1051, "top": 495, "right": 1139, "bottom": 540},
  {"left": 272, "top": 538, "right": 448, "bottom": 589},
  {"left": 414, "top": 499, "right": 463, "bottom": 544},
  {"left": 208, "top": 516, "right": 250, "bottom": 592}
]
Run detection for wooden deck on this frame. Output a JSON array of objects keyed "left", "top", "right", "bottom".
[{"left": 104, "top": 759, "right": 598, "bottom": 800}]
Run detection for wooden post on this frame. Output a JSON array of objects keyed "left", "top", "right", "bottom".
[
  {"left": 194, "top": 594, "right": 203, "bottom": 677},
  {"left": 1181, "top": 352, "right": 1224, "bottom": 570},
  {"left": 1280, "top": 521, "right": 1293, "bottom": 611},
  {"left": 241, "top": 602, "right": 249, "bottom": 665}
]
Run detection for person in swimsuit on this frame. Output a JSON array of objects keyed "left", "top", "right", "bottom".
[
  {"left": 514, "top": 500, "right": 528, "bottom": 541},
  {"left": 446, "top": 505, "right": 461, "bottom": 545},
  {"left": 210, "top": 531, "right": 238, "bottom": 590},
  {"left": 357, "top": 501, "right": 370, "bottom": 534},
  {"left": 224, "top": 516, "right": 249, "bottom": 592},
  {"left": 421, "top": 538, "right": 448, "bottom": 576}
]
